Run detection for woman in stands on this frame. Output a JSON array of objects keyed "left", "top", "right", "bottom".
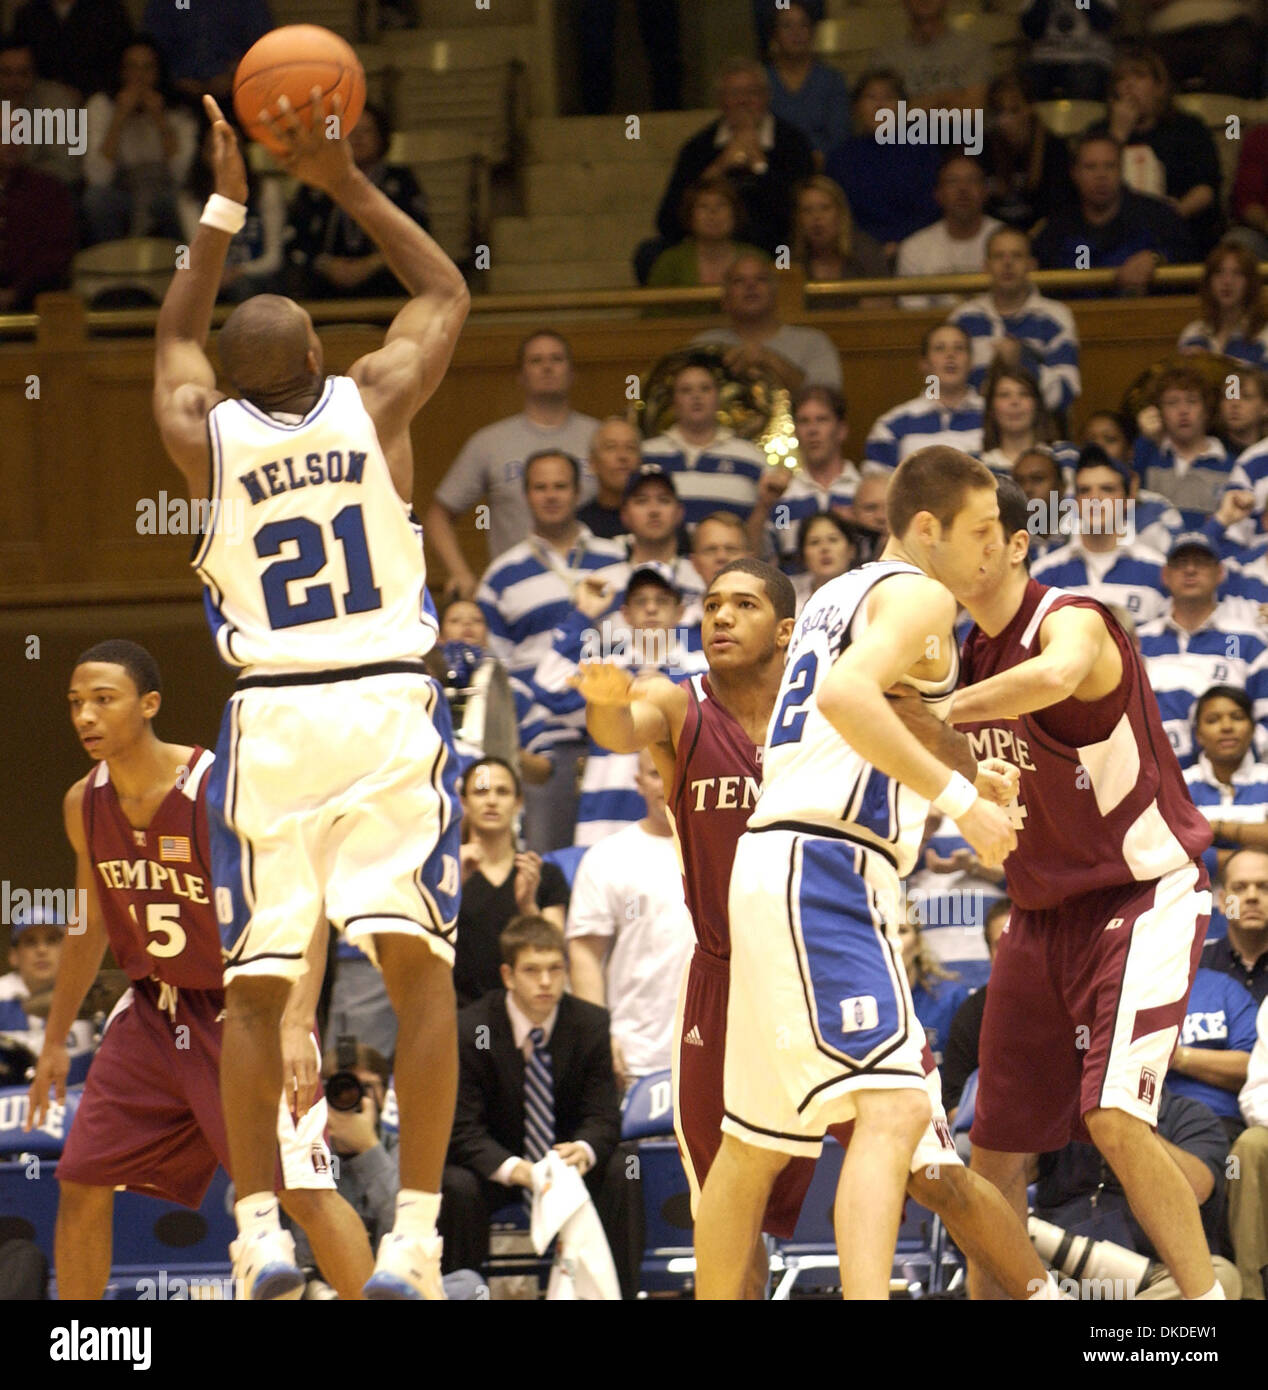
[
  {"left": 646, "top": 177, "right": 764, "bottom": 289},
  {"left": 979, "top": 72, "right": 1073, "bottom": 233},
  {"left": 177, "top": 110, "right": 285, "bottom": 302},
  {"left": 453, "top": 757, "right": 569, "bottom": 1008},
  {"left": 790, "top": 175, "right": 888, "bottom": 306},
  {"left": 1183, "top": 686, "right": 1268, "bottom": 881},
  {"left": 81, "top": 37, "right": 197, "bottom": 245},
  {"left": 1218, "top": 366, "right": 1268, "bottom": 457},
  {"left": 1178, "top": 241, "right": 1268, "bottom": 368},
  {"left": 1010, "top": 446, "right": 1066, "bottom": 555},
  {"left": 790, "top": 510, "right": 857, "bottom": 614},
  {"left": 978, "top": 366, "right": 1076, "bottom": 482}
]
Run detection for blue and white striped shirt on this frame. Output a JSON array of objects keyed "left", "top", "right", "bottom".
[
  {"left": 949, "top": 289, "right": 1081, "bottom": 414},
  {"left": 1138, "top": 599, "right": 1268, "bottom": 766},
  {"left": 864, "top": 390, "right": 985, "bottom": 472},
  {"left": 530, "top": 608, "right": 708, "bottom": 845},
  {"left": 475, "top": 524, "right": 626, "bottom": 679},
  {"left": 766, "top": 461, "right": 861, "bottom": 567},
  {"left": 640, "top": 427, "right": 765, "bottom": 529},
  {"left": 1177, "top": 319, "right": 1268, "bottom": 369},
  {"left": 1029, "top": 537, "right": 1170, "bottom": 623}
]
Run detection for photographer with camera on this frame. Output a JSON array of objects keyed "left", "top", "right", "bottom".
[{"left": 293, "top": 1038, "right": 486, "bottom": 1299}]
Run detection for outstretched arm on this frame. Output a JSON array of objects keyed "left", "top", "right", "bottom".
[
  {"left": 569, "top": 666, "right": 688, "bottom": 755},
  {"left": 949, "top": 605, "right": 1108, "bottom": 725},
  {"left": 152, "top": 95, "right": 239, "bottom": 492}
]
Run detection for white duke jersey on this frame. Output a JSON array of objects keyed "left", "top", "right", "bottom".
[
  {"left": 750, "top": 560, "right": 958, "bottom": 877},
  {"left": 193, "top": 376, "right": 436, "bottom": 673}
]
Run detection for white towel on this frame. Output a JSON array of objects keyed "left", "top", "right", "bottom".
[{"left": 528, "top": 1151, "right": 621, "bottom": 1300}]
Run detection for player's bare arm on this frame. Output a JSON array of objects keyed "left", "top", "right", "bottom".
[
  {"left": 817, "top": 574, "right": 1016, "bottom": 865},
  {"left": 949, "top": 606, "right": 1120, "bottom": 724},
  {"left": 886, "top": 684, "right": 1020, "bottom": 806},
  {"left": 152, "top": 95, "right": 240, "bottom": 497},
  {"left": 25, "top": 780, "right": 111, "bottom": 1130},
  {"left": 255, "top": 90, "right": 471, "bottom": 502},
  {"left": 570, "top": 664, "right": 688, "bottom": 798}
]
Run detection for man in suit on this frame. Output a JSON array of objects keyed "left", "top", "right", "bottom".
[{"left": 440, "top": 915, "right": 641, "bottom": 1296}]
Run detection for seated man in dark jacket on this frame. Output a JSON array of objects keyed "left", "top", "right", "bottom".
[
  {"left": 1032, "top": 131, "right": 1193, "bottom": 297},
  {"left": 440, "top": 915, "right": 641, "bottom": 1296}
]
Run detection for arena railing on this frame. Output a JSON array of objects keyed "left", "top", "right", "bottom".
[{"left": 5, "top": 261, "right": 1243, "bottom": 343}]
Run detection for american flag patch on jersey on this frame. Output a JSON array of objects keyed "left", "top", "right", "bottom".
[{"left": 159, "top": 835, "right": 191, "bottom": 862}]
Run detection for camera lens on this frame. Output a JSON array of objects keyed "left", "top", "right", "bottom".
[{"left": 325, "top": 1070, "right": 365, "bottom": 1113}]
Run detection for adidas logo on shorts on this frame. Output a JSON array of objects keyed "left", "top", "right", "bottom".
[{"left": 684, "top": 1025, "right": 704, "bottom": 1047}]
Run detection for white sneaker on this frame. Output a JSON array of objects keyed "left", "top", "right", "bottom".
[
  {"left": 230, "top": 1226, "right": 305, "bottom": 1301},
  {"left": 363, "top": 1232, "right": 446, "bottom": 1300}
]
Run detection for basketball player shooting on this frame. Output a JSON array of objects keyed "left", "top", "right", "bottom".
[
  {"left": 151, "top": 93, "right": 470, "bottom": 1298},
  {"left": 572, "top": 559, "right": 1064, "bottom": 1300},
  {"left": 946, "top": 478, "right": 1222, "bottom": 1301}
]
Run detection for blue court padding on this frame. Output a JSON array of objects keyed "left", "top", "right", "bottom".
[{"left": 621, "top": 1069, "right": 675, "bottom": 1140}]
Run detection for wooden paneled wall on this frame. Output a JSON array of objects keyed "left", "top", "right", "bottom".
[{"left": 2, "top": 293, "right": 1195, "bottom": 607}]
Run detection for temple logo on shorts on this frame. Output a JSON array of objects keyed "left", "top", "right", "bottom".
[
  {"left": 840, "top": 995, "right": 879, "bottom": 1033},
  {"left": 311, "top": 1144, "right": 329, "bottom": 1175},
  {"left": 1138, "top": 1067, "right": 1157, "bottom": 1105},
  {"left": 1104, "top": 917, "right": 1124, "bottom": 931}
]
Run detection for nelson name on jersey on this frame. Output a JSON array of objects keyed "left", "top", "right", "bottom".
[
  {"left": 236, "top": 449, "right": 368, "bottom": 505},
  {"left": 94, "top": 857, "right": 210, "bottom": 903}
]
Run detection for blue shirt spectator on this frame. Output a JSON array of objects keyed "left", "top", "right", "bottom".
[
  {"left": 1168, "top": 968, "right": 1259, "bottom": 1129},
  {"left": 764, "top": 1, "right": 848, "bottom": 157}
]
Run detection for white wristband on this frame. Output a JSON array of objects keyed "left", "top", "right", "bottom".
[
  {"left": 200, "top": 193, "right": 247, "bottom": 235},
  {"left": 933, "top": 770, "right": 977, "bottom": 820}
]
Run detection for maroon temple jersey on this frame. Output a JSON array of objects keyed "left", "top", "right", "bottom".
[
  {"left": 959, "top": 579, "right": 1212, "bottom": 911},
  {"left": 81, "top": 748, "right": 224, "bottom": 990},
  {"left": 668, "top": 674, "right": 764, "bottom": 960}
]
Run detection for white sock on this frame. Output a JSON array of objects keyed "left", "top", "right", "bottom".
[
  {"left": 394, "top": 1189, "right": 441, "bottom": 1240},
  {"left": 234, "top": 1192, "right": 280, "bottom": 1236},
  {"left": 1192, "top": 1281, "right": 1225, "bottom": 1300}
]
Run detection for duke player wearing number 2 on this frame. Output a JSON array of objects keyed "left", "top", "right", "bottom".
[
  {"left": 26, "top": 642, "right": 372, "bottom": 1301},
  {"left": 950, "top": 478, "right": 1222, "bottom": 1301},
  {"left": 151, "top": 94, "right": 470, "bottom": 1298},
  {"left": 572, "top": 558, "right": 1060, "bottom": 1300}
]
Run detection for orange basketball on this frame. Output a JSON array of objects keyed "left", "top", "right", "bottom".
[{"left": 233, "top": 25, "right": 365, "bottom": 157}]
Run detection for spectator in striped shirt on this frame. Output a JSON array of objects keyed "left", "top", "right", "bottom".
[
  {"left": 641, "top": 359, "right": 765, "bottom": 529},
  {"left": 426, "top": 330, "right": 599, "bottom": 594},
  {"left": 1178, "top": 242, "right": 1268, "bottom": 370},
  {"left": 1030, "top": 451, "right": 1170, "bottom": 623},
  {"left": 533, "top": 565, "right": 707, "bottom": 846},
  {"left": 476, "top": 449, "right": 626, "bottom": 851},
  {"left": 977, "top": 365, "right": 1077, "bottom": 484},
  {"left": 1218, "top": 366, "right": 1268, "bottom": 461},
  {"left": 748, "top": 384, "right": 859, "bottom": 568},
  {"left": 1133, "top": 365, "right": 1236, "bottom": 528},
  {"left": 1184, "top": 687, "right": 1268, "bottom": 887},
  {"left": 948, "top": 225, "right": 1081, "bottom": 419},
  {"left": 1137, "top": 534, "right": 1268, "bottom": 768},
  {"left": 864, "top": 322, "right": 984, "bottom": 470}
]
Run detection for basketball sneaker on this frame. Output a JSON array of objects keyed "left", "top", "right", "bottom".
[
  {"left": 362, "top": 1232, "right": 446, "bottom": 1300},
  {"left": 230, "top": 1226, "right": 305, "bottom": 1301}
]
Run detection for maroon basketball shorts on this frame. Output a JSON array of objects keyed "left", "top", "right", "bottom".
[
  {"left": 671, "top": 945, "right": 816, "bottom": 1239},
  {"left": 56, "top": 978, "right": 334, "bottom": 1207},
  {"left": 970, "top": 861, "right": 1210, "bottom": 1154}
]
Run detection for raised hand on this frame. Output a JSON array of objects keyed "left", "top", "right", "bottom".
[
  {"left": 567, "top": 661, "right": 635, "bottom": 707},
  {"left": 201, "top": 94, "right": 248, "bottom": 204},
  {"left": 255, "top": 86, "right": 356, "bottom": 195}
]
